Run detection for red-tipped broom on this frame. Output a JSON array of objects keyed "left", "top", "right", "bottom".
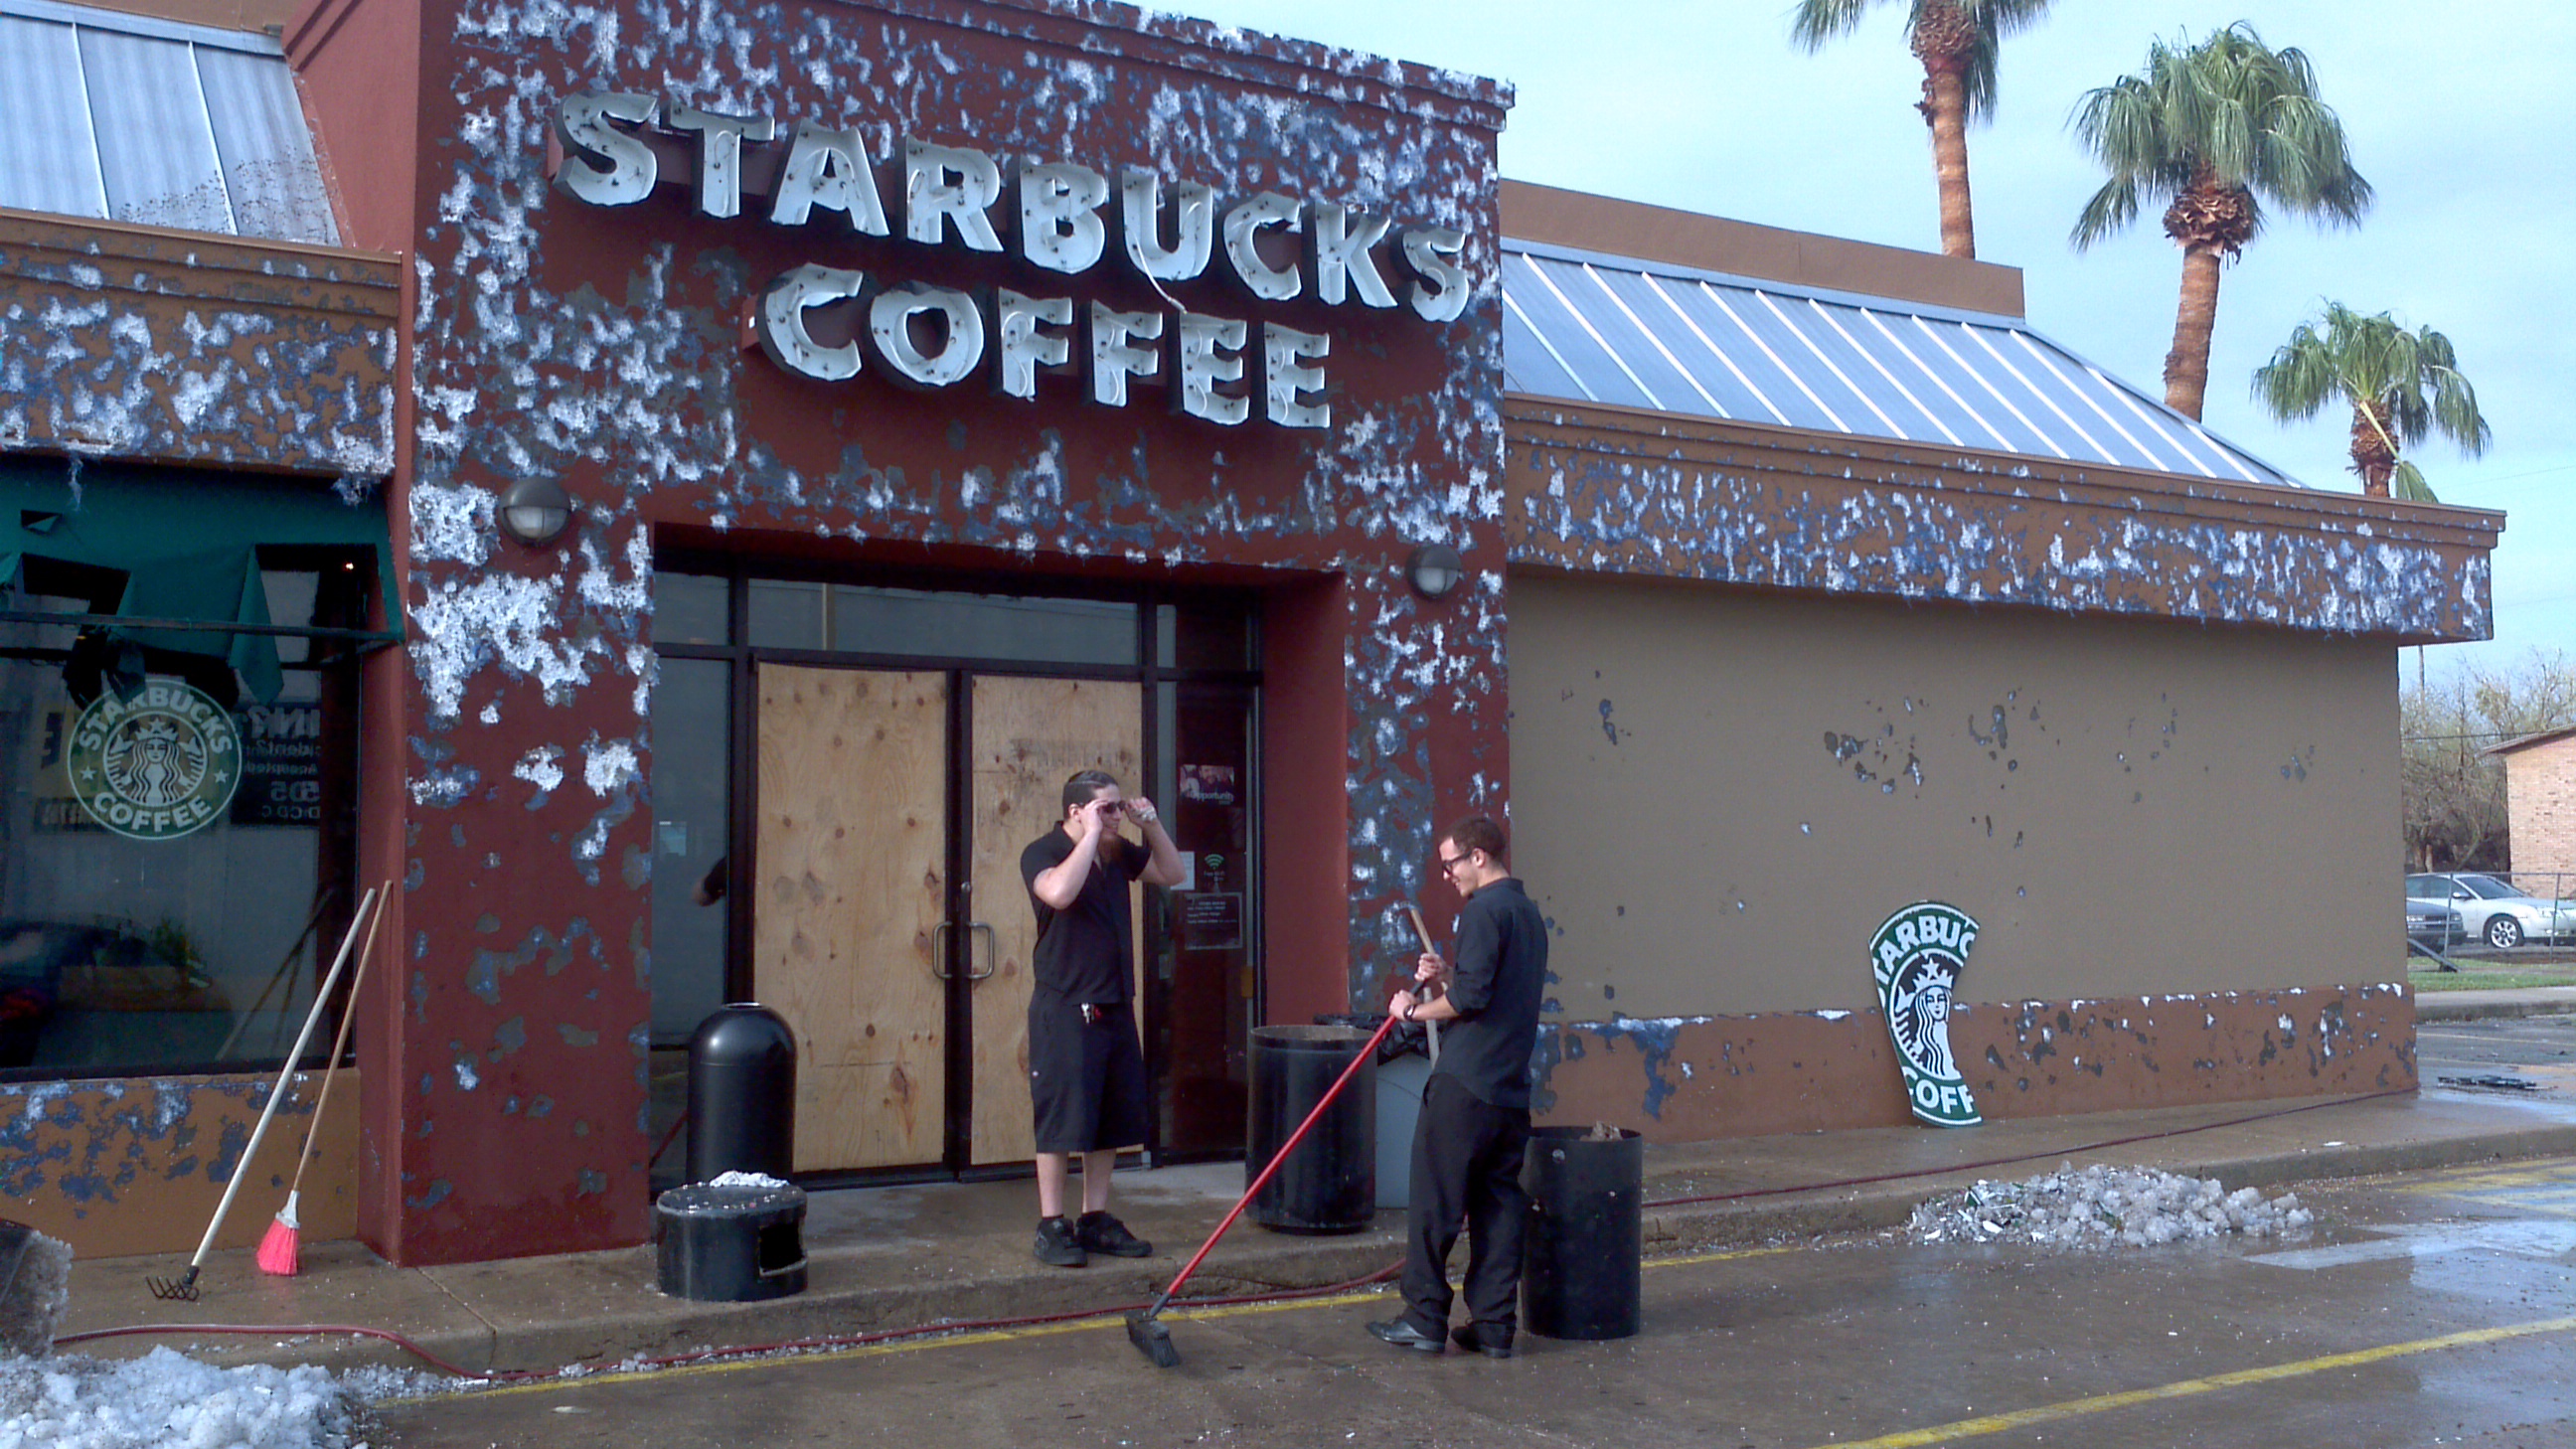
[{"left": 257, "top": 881, "right": 388, "bottom": 1278}]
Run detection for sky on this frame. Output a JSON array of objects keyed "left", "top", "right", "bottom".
[{"left": 1164, "top": 0, "right": 2576, "bottom": 685}]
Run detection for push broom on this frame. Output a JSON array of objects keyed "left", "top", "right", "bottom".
[
  {"left": 147, "top": 886, "right": 380, "bottom": 1303},
  {"left": 258, "top": 879, "right": 389, "bottom": 1276},
  {"left": 1127, "top": 1000, "right": 1409, "bottom": 1368}
]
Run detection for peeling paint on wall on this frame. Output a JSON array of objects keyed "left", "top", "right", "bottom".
[
  {"left": 1508, "top": 403, "right": 2497, "bottom": 643},
  {"left": 0, "top": 215, "right": 397, "bottom": 477},
  {"left": 1533, "top": 985, "right": 2413, "bottom": 1138},
  {"left": 0, "top": 1073, "right": 360, "bottom": 1258}
]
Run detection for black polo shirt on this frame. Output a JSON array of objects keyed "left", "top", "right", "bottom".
[
  {"left": 1436, "top": 877, "right": 1547, "bottom": 1111},
  {"left": 1020, "top": 829, "right": 1148, "bottom": 1004}
]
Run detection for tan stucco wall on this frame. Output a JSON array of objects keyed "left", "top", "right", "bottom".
[
  {"left": 2500, "top": 734, "right": 2576, "bottom": 886},
  {"left": 1507, "top": 571, "right": 2402, "bottom": 1021}
]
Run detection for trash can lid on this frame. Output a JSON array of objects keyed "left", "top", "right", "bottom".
[{"left": 657, "top": 1176, "right": 808, "bottom": 1216}]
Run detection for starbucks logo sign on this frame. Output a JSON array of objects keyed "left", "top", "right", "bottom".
[
  {"left": 68, "top": 680, "right": 242, "bottom": 841},
  {"left": 1870, "top": 902, "right": 1982, "bottom": 1127}
]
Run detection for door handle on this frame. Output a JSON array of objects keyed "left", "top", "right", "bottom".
[
  {"left": 967, "top": 922, "right": 997, "bottom": 981},
  {"left": 930, "top": 921, "right": 953, "bottom": 979}
]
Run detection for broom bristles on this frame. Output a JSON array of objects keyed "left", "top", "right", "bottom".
[{"left": 254, "top": 1192, "right": 301, "bottom": 1277}]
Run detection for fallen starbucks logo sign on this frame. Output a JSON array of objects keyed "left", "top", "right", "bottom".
[
  {"left": 1871, "top": 901, "right": 1982, "bottom": 1127},
  {"left": 68, "top": 680, "right": 241, "bottom": 841}
]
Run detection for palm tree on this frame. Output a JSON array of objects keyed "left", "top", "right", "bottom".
[
  {"left": 2253, "top": 303, "right": 2491, "bottom": 502},
  {"left": 2069, "top": 23, "right": 2371, "bottom": 420},
  {"left": 1791, "top": 0, "right": 2057, "bottom": 260}
]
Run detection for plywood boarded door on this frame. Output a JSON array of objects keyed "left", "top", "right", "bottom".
[
  {"left": 755, "top": 666, "right": 947, "bottom": 1173},
  {"left": 967, "top": 677, "right": 1143, "bottom": 1166}
]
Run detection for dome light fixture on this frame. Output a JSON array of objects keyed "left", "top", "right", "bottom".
[
  {"left": 497, "top": 478, "right": 575, "bottom": 547},
  {"left": 1406, "top": 543, "right": 1466, "bottom": 600}
]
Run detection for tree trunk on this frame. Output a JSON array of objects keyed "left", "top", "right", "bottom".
[
  {"left": 2350, "top": 400, "right": 2398, "bottom": 497},
  {"left": 2164, "top": 243, "right": 2223, "bottom": 419},
  {"left": 1923, "top": 63, "right": 1975, "bottom": 259}
]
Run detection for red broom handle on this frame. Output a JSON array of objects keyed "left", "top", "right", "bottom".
[{"left": 1151, "top": 1011, "right": 1398, "bottom": 1307}]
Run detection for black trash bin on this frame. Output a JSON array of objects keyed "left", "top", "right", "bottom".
[
  {"left": 1521, "top": 1126, "right": 1643, "bottom": 1341},
  {"left": 655, "top": 1179, "right": 809, "bottom": 1302},
  {"left": 1248, "top": 1025, "right": 1375, "bottom": 1233},
  {"left": 687, "top": 1003, "right": 796, "bottom": 1185}
]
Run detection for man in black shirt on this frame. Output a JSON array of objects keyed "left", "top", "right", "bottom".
[
  {"left": 1021, "top": 768, "right": 1184, "bottom": 1267},
  {"left": 1367, "top": 813, "right": 1546, "bottom": 1358}
]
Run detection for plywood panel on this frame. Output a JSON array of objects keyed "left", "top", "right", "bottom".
[
  {"left": 968, "top": 677, "right": 1143, "bottom": 1165},
  {"left": 755, "top": 667, "right": 947, "bottom": 1172}
]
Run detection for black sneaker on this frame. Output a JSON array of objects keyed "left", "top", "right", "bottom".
[
  {"left": 1075, "top": 1210, "right": 1152, "bottom": 1258},
  {"left": 1034, "top": 1215, "right": 1087, "bottom": 1267}
]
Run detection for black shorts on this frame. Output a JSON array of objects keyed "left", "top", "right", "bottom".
[{"left": 1027, "top": 994, "right": 1151, "bottom": 1154}]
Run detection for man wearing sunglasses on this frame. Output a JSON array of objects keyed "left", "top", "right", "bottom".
[
  {"left": 1022, "top": 769, "right": 1184, "bottom": 1267},
  {"left": 1367, "top": 813, "right": 1545, "bottom": 1359}
]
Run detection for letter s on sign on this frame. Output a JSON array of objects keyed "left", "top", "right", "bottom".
[{"left": 553, "top": 93, "right": 660, "bottom": 208}]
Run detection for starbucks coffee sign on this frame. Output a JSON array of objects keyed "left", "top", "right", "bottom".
[
  {"left": 67, "top": 680, "right": 242, "bottom": 841},
  {"left": 1870, "top": 902, "right": 1981, "bottom": 1127},
  {"left": 548, "top": 94, "right": 1474, "bottom": 431}
]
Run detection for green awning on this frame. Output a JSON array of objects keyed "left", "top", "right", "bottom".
[{"left": 1, "top": 454, "right": 400, "bottom": 703}]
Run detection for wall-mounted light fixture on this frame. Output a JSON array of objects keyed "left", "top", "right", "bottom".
[
  {"left": 1406, "top": 543, "right": 1466, "bottom": 600},
  {"left": 497, "top": 478, "right": 575, "bottom": 547}
]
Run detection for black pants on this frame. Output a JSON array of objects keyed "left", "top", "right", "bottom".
[{"left": 1400, "top": 1071, "right": 1531, "bottom": 1335}]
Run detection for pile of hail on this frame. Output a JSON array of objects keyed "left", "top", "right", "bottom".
[{"left": 1906, "top": 1163, "right": 2316, "bottom": 1248}]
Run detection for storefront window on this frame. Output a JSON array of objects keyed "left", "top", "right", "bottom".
[{"left": 0, "top": 559, "right": 369, "bottom": 1078}]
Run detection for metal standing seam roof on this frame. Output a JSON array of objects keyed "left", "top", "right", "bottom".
[
  {"left": 0, "top": 0, "right": 339, "bottom": 244},
  {"left": 1501, "top": 238, "right": 2299, "bottom": 489}
]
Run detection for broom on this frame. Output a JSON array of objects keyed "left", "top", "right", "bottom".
[
  {"left": 258, "top": 881, "right": 389, "bottom": 1277},
  {"left": 148, "top": 885, "right": 380, "bottom": 1302}
]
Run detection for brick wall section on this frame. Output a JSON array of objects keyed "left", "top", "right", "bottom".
[{"left": 2501, "top": 732, "right": 2576, "bottom": 884}]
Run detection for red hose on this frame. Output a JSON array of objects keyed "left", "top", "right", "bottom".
[{"left": 55, "top": 1085, "right": 2416, "bottom": 1383}]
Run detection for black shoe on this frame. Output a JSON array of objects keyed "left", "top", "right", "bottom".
[
  {"left": 1034, "top": 1215, "right": 1087, "bottom": 1267},
  {"left": 1365, "top": 1319, "right": 1445, "bottom": 1353},
  {"left": 1075, "top": 1210, "right": 1152, "bottom": 1258},
  {"left": 1451, "top": 1324, "right": 1514, "bottom": 1359}
]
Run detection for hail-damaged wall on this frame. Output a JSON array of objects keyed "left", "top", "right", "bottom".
[
  {"left": 288, "top": 0, "right": 1509, "bottom": 1264},
  {"left": 0, "top": 209, "right": 397, "bottom": 477},
  {"left": 1502, "top": 423, "right": 2483, "bottom": 1133}
]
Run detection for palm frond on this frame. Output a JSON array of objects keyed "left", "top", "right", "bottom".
[
  {"left": 2068, "top": 177, "right": 2139, "bottom": 250},
  {"left": 1790, "top": 0, "right": 1879, "bottom": 53},
  {"left": 2392, "top": 460, "right": 2437, "bottom": 504}
]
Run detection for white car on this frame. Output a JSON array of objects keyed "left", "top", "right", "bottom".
[{"left": 2404, "top": 873, "right": 2576, "bottom": 950}]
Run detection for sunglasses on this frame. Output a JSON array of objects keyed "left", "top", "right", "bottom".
[{"left": 1437, "top": 852, "right": 1472, "bottom": 875}]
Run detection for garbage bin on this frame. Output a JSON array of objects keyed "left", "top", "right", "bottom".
[
  {"left": 1248, "top": 1024, "right": 1375, "bottom": 1233},
  {"left": 687, "top": 1003, "right": 796, "bottom": 1185},
  {"left": 1521, "top": 1126, "right": 1643, "bottom": 1341},
  {"left": 655, "top": 1179, "right": 809, "bottom": 1302},
  {"left": 1312, "top": 1012, "right": 1433, "bottom": 1210}
]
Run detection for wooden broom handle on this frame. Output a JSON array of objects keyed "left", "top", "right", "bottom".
[{"left": 285, "top": 882, "right": 389, "bottom": 1199}]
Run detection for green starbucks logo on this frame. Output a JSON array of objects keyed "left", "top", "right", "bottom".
[
  {"left": 1870, "top": 901, "right": 1982, "bottom": 1127},
  {"left": 67, "top": 680, "right": 241, "bottom": 841}
]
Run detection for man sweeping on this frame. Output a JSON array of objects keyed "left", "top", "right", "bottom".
[
  {"left": 1367, "top": 813, "right": 1546, "bottom": 1358},
  {"left": 1021, "top": 769, "right": 1184, "bottom": 1267}
]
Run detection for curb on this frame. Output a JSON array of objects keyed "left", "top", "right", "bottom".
[{"left": 2417, "top": 997, "right": 2576, "bottom": 1023}]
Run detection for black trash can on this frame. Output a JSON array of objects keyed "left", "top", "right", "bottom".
[
  {"left": 655, "top": 1179, "right": 809, "bottom": 1302},
  {"left": 687, "top": 1003, "right": 796, "bottom": 1185},
  {"left": 1521, "top": 1126, "right": 1643, "bottom": 1341},
  {"left": 1247, "top": 1025, "right": 1375, "bottom": 1233}
]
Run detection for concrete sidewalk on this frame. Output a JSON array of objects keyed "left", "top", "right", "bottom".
[{"left": 53, "top": 1080, "right": 2576, "bottom": 1380}]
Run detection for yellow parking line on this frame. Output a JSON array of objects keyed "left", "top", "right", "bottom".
[
  {"left": 1807, "top": 1316, "right": 2576, "bottom": 1449},
  {"left": 385, "top": 1242, "right": 1798, "bottom": 1405}
]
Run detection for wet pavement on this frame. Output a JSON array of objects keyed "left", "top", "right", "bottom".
[{"left": 364, "top": 1155, "right": 2576, "bottom": 1448}]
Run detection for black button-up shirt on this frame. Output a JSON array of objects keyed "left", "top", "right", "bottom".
[{"left": 1436, "top": 877, "right": 1546, "bottom": 1111}]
